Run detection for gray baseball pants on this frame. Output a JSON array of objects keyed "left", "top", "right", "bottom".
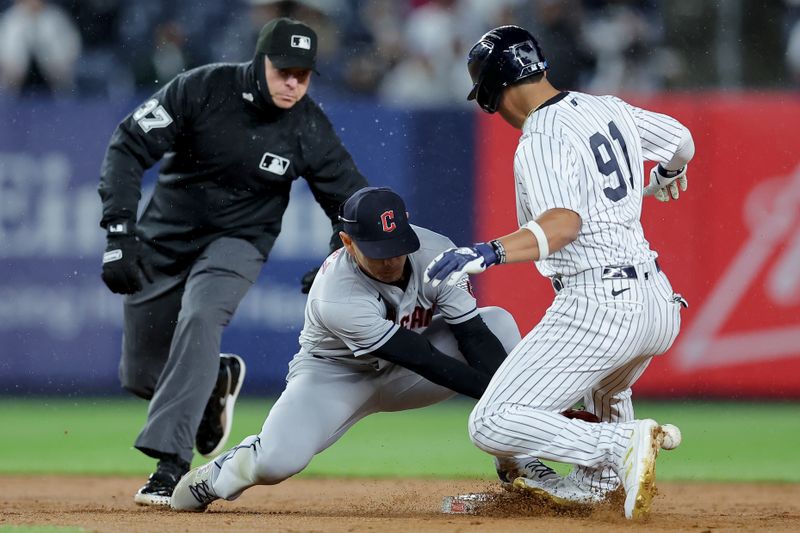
[
  {"left": 208, "top": 306, "right": 521, "bottom": 499},
  {"left": 120, "top": 237, "right": 264, "bottom": 464}
]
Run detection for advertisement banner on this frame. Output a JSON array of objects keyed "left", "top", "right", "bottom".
[
  {"left": 0, "top": 99, "right": 474, "bottom": 395},
  {"left": 474, "top": 93, "right": 800, "bottom": 398}
]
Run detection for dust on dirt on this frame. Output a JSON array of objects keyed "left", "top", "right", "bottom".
[{"left": 1, "top": 475, "right": 798, "bottom": 532}]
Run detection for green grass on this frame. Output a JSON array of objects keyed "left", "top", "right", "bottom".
[{"left": 0, "top": 398, "right": 797, "bottom": 482}]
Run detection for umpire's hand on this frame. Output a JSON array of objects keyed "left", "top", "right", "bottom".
[
  {"left": 101, "top": 227, "right": 143, "bottom": 294},
  {"left": 300, "top": 266, "right": 319, "bottom": 294}
]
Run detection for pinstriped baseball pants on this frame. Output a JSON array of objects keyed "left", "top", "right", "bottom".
[{"left": 468, "top": 260, "right": 681, "bottom": 476}]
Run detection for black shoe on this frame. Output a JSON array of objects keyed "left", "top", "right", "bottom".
[
  {"left": 134, "top": 457, "right": 191, "bottom": 507},
  {"left": 196, "top": 353, "right": 246, "bottom": 458}
]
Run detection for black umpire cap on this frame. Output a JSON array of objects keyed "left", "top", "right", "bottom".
[
  {"left": 256, "top": 18, "right": 318, "bottom": 70},
  {"left": 339, "top": 187, "right": 420, "bottom": 260}
]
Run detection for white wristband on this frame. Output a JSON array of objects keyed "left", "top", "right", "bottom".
[{"left": 522, "top": 221, "right": 550, "bottom": 261}]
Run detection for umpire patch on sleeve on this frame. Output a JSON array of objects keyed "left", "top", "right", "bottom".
[{"left": 259, "top": 152, "right": 290, "bottom": 175}]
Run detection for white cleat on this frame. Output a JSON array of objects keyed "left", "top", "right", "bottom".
[
  {"left": 512, "top": 475, "right": 606, "bottom": 507},
  {"left": 495, "top": 456, "right": 559, "bottom": 491},
  {"left": 170, "top": 462, "right": 220, "bottom": 512},
  {"left": 619, "top": 419, "right": 664, "bottom": 520}
]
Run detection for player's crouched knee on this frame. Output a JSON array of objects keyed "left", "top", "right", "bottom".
[
  {"left": 467, "top": 407, "right": 496, "bottom": 454},
  {"left": 252, "top": 452, "right": 312, "bottom": 485}
]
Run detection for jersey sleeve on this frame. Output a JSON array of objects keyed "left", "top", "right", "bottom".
[
  {"left": 299, "top": 102, "right": 369, "bottom": 230},
  {"left": 98, "top": 74, "right": 195, "bottom": 228},
  {"left": 435, "top": 274, "right": 479, "bottom": 325},
  {"left": 622, "top": 100, "right": 692, "bottom": 166},
  {"left": 513, "top": 133, "right": 583, "bottom": 222},
  {"left": 311, "top": 297, "right": 399, "bottom": 357}
]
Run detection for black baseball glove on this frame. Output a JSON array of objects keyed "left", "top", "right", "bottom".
[{"left": 300, "top": 266, "right": 319, "bottom": 294}]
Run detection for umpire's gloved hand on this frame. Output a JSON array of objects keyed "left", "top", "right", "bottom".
[
  {"left": 424, "top": 243, "right": 499, "bottom": 288},
  {"left": 101, "top": 223, "right": 143, "bottom": 294},
  {"left": 300, "top": 266, "right": 319, "bottom": 294},
  {"left": 643, "top": 164, "right": 688, "bottom": 202}
]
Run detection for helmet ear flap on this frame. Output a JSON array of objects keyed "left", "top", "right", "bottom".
[
  {"left": 475, "top": 80, "right": 502, "bottom": 113},
  {"left": 470, "top": 51, "right": 506, "bottom": 113}
]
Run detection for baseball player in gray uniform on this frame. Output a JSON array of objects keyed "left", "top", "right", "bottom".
[
  {"left": 170, "top": 186, "right": 556, "bottom": 511},
  {"left": 425, "top": 26, "right": 692, "bottom": 520}
]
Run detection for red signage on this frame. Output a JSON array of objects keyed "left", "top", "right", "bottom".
[{"left": 474, "top": 93, "right": 800, "bottom": 398}]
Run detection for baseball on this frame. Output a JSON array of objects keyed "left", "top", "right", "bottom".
[{"left": 661, "top": 424, "right": 682, "bottom": 450}]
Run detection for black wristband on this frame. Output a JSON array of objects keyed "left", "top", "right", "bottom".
[
  {"left": 656, "top": 164, "right": 685, "bottom": 178},
  {"left": 489, "top": 239, "right": 506, "bottom": 264}
]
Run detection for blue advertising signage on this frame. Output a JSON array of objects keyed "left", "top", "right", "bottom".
[{"left": 0, "top": 98, "right": 474, "bottom": 395}]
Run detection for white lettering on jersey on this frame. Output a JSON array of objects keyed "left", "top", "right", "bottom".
[{"left": 133, "top": 98, "right": 173, "bottom": 133}]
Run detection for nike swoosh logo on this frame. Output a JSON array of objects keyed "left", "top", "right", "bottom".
[{"left": 611, "top": 288, "right": 631, "bottom": 297}]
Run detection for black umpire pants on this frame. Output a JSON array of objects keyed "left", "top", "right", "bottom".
[{"left": 120, "top": 237, "right": 265, "bottom": 464}]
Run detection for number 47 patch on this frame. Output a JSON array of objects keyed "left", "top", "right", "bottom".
[{"left": 133, "top": 98, "right": 173, "bottom": 133}]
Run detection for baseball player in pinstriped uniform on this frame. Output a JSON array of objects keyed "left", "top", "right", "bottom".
[
  {"left": 170, "top": 186, "right": 562, "bottom": 511},
  {"left": 425, "top": 26, "right": 692, "bottom": 519}
]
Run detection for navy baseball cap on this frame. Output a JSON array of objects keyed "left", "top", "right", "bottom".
[
  {"left": 339, "top": 187, "right": 420, "bottom": 260},
  {"left": 255, "top": 18, "right": 317, "bottom": 70}
]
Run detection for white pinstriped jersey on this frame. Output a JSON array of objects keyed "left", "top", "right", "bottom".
[
  {"left": 296, "top": 225, "right": 478, "bottom": 369},
  {"left": 514, "top": 91, "right": 688, "bottom": 277}
]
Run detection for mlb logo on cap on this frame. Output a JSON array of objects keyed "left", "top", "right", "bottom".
[
  {"left": 291, "top": 35, "right": 312, "bottom": 50},
  {"left": 255, "top": 18, "right": 318, "bottom": 70}
]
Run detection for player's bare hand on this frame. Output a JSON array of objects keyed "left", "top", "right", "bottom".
[
  {"left": 424, "top": 244, "right": 497, "bottom": 287},
  {"left": 643, "top": 164, "right": 688, "bottom": 202}
]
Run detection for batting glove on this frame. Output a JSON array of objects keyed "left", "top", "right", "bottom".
[
  {"left": 643, "top": 164, "right": 688, "bottom": 202},
  {"left": 101, "top": 222, "right": 143, "bottom": 294},
  {"left": 424, "top": 243, "right": 498, "bottom": 287}
]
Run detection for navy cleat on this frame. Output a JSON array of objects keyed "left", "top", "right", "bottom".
[
  {"left": 196, "top": 353, "right": 246, "bottom": 458},
  {"left": 134, "top": 457, "right": 190, "bottom": 507}
]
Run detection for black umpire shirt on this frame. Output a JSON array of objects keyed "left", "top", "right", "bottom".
[{"left": 98, "top": 61, "right": 368, "bottom": 272}]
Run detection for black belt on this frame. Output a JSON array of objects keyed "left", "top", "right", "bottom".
[{"left": 551, "top": 260, "right": 661, "bottom": 292}]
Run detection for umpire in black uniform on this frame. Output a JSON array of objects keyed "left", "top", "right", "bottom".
[{"left": 98, "top": 18, "right": 368, "bottom": 506}]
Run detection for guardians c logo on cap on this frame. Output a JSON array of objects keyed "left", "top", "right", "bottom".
[{"left": 339, "top": 187, "right": 420, "bottom": 260}]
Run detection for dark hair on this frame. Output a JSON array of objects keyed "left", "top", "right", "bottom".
[{"left": 513, "top": 72, "right": 546, "bottom": 87}]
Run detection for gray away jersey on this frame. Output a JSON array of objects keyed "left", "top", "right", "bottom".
[
  {"left": 296, "top": 225, "right": 479, "bottom": 368},
  {"left": 514, "top": 91, "right": 689, "bottom": 277}
]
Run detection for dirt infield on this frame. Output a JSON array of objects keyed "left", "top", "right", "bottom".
[{"left": 1, "top": 476, "right": 798, "bottom": 532}]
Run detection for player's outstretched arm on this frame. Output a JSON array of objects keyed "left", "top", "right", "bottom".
[
  {"left": 370, "top": 328, "right": 491, "bottom": 399},
  {"left": 631, "top": 103, "right": 695, "bottom": 203},
  {"left": 424, "top": 208, "right": 580, "bottom": 287},
  {"left": 449, "top": 315, "right": 509, "bottom": 375}
]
